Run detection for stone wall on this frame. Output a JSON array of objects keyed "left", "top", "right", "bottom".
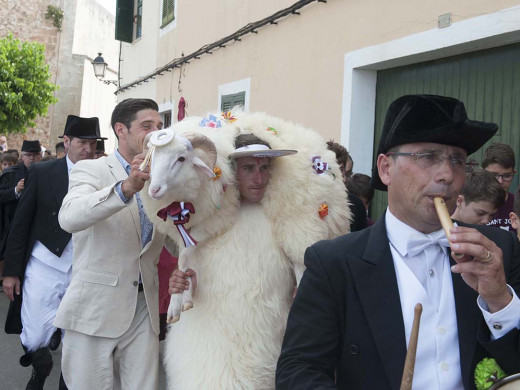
[{"left": 0, "top": 0, "right": 83, "bottom": 153}]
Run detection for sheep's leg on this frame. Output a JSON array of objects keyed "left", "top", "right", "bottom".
[
  {"left": 166, "top": 254, "right": 189, "bottom": 324},
  {"left": 167, "top": 285, "right": 183, "bottom": 324},
  {"left": 181, "top": 273, "right": 194, "bottom": 311}
]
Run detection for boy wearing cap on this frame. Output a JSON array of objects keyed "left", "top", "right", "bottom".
[
  {"left": 277, "top": 95, "right": 520, "bottom": 389},
  {"left": 2, "top": 116, "right": 102, "bottom": 389}
]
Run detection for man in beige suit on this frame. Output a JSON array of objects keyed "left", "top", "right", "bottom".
[{"left": 56, "top": 99, "right": 170, "bottom": 389}]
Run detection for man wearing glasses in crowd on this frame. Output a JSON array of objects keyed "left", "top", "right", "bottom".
[
  {"left": 276, "top": 95, "right": 520, "bottom": 389},
  {"left": 482, "top": 143, "right": 517, "bottom": 233}
]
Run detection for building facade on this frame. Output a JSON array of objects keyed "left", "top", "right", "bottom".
[
  {"left": 114, "top": 0, "right": 520, "bottom": 217},
  {"left": 0, "top": 0, "right": 118, "bottom": 152}
]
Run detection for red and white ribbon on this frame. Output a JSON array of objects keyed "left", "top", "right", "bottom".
[{"left": 157, "top": 201, "right": 198, "bottom": 247}]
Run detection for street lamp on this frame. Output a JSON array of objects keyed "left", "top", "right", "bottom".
[{"left": 91, "top": 53, "right": 117, "bottom": 86}]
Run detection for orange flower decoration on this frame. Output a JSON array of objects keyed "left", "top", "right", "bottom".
[
  {"left": 318, "top": 204, "right": 328, "bottom": 219},
  {"left": 212, "top": 166, "right": 222, "bottom": 181}
]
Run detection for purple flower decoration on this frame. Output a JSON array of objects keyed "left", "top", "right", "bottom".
[{"left": 312, "top": 156, "right": 328, "bottom": 175}]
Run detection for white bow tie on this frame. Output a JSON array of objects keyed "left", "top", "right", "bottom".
[{"left": 407, "top": 230, "right": 449, "bottom": 258}]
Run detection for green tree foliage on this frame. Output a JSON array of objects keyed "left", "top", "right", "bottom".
[{"left": 0, "top": 34, "right": 58, "bottom": 134}]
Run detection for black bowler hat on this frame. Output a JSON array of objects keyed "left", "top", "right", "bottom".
[
  {"left": 96, "top": 140, "right": 105, "bottom": 152},
  {"left": 21, "top": 140, "right": 41, "bottom": 153},
  {"left": 59, "top": 115, "right": 107, "bottom": 140},
  {"left": 371, "top": 95, "right": 498, "bottom": 191}
]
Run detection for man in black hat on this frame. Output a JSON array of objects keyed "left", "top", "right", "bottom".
[
  {"left": 2, "top": 115, "right": 104, "bottom": 390},
  {"left": 95, "top": 139, "right": 107, "bottom": 159},
  {"left": 276, "top": 95, "right": 520, "bottom": 389},
  {"left": 0, "top": 140, "right": 42, "bottom": 259}
]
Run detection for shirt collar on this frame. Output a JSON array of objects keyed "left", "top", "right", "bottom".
[
  {"left": 385, "top": 208, "right": 445, "bottom": 258},
  {"left": 65, "top": 155, "right": 75, "bottom": 173},
  {"left": 115, "top": 149, "right": 131, "bottom": 174}
]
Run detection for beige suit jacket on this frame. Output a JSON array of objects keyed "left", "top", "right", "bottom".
[{"left": 55, "top": 153, "right": 166, "bottom": 337}]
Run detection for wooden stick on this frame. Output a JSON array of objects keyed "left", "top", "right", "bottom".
[
  {"left": 433, "top": 197, "right": 464, "bottom": 258},
  {"left": 400, "top": 303, "right": 423, "bottom": 390}
]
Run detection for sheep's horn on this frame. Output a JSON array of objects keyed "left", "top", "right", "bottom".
[
  {"left": 184, "top": 133, "right": 217, "bottom": 170},
  {"left": 142, "top": 132, "right": 154, "bottom": 153}
]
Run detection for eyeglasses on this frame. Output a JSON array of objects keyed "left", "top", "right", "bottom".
[
  {"left": 489, "top": 173, "right": 515, "bottom": 182},
  {"left": 386, "top": 151, "right": 476, "bottom": 172}
]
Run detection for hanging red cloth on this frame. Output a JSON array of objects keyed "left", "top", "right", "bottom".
[{"left": 177, "top": 97, "right": 186, "bottom": 121}]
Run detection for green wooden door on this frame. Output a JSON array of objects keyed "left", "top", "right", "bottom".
[{"left": 371, "top": 43, "right": 520, "bottom": 221}]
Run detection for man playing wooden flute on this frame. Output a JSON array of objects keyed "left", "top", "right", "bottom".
[{"left": 276, "top": 94, "right": 520, "bottom": 389}]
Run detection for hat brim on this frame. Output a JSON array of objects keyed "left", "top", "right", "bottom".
[
  {"left": 58, "top": 135, "right": 108, "bottom": 140},
  {"left": 228, "top": 149, "right": 297, "bottom": 159}
]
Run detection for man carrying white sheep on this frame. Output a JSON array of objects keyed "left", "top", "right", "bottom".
[{"left": 169, "top": 132, "right": 295, "bottom": 294}]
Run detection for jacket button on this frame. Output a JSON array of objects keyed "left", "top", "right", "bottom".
[
  {"left": 133, "top": 281, "right": 138, "bottom": 286},
  {"left": 349, "top": 345, "right": 359, "bottom": 355},
  {"left": 52, "top": 211, "right": 57, "bottom": 216},
  {"left": 55, "top": 248, "right": 60, "bottom": 253}
]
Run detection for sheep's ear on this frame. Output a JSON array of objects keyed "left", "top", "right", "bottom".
[{"left": 193, "top": 156, "right": 216, "bottom": 179}]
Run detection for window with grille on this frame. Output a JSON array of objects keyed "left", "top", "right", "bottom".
[
  {"left": 221, "top": 92, "right": 246, "bottom": 112},
  {"left": 163, "top": 111, "right": 172, "bottom": 128},
  {"left": 134, "top": 0, "right": 143, "bottom": 39},
  {"left": 161, "top": 0, "right": 175, "bottom": 28}
]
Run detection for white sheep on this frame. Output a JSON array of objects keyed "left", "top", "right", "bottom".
[{"left": 140, "top": 111, "right": 351, "bottom": 389}]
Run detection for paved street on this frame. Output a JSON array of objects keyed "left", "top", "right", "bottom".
[
  {"left": 0, "top": 290, "right": 62, "bottom": 389},
  {"left": 0, "top": 290, "right": 167, "bottom": 389}
]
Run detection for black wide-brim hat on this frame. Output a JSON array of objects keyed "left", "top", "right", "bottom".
[
  {"left": 371, "top": 95, "right": 498, "bottom": 191},
  {"left": 96, "top": 140, "right": 105, "bottom": 152},
  {"left": 59, "top": 115, "right": 107, "bottom": 140},
  {"left": 21, "top": 140, "right": 41, "bottom": 153}
]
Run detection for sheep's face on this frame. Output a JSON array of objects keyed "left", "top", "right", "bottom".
[{"left": 147, "top": 143, "right": 215, "bottom": 204}]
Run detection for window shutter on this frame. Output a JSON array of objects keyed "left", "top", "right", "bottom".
[
  {"left": 115, "top": 0, "right": 133, "bottom": 43},
  {"left": 221, "top": 92, "right": 246, "bottom": 112},
  {"left": 161, "top": 0, "right": 175, "bottom": 27},
  {"left": 135, "top": 0, "right": 143, "bottom": 39}
]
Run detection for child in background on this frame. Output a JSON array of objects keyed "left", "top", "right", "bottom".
[
  {"left": 0, "top": 152, "right": 18, "bottom": 172},
  {"left": 346, "top": 173, "right": 375, "bottom": 226},
  {"left": 451, "top": 169, "right": 505, "bottom": 225},
  {"left": 482, "top": 143, "right": 517, "bottom": 232},
  {"left": 508, "top": 187, "right": 520, "bottom": 241}
]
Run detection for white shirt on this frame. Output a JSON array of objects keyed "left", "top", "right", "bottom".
[{"left": 385, "top": 209, "right": 520, "bottom": 389}]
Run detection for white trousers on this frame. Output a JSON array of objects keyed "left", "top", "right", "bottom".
[
  {"left": 21, "top": 257, "right": 71, "bottom": 351},
  {"left": 61, "top": 291, "right": 159, "bottom": 390}
]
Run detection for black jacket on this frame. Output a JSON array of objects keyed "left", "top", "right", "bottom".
[
  {"left": 0, "top": 163, "right": 28, "bottom": 257},
  {"left": 3, "top": 158, "right": 71, "bottom": 334},
  {"left": 276, "top": 217, "right": 520, "bottom": 389},
  {"left": 3, "top": 157, "right": 71, "bottom": 277}
]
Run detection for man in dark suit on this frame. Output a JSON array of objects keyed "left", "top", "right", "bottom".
[
  {"left": 276, "top": 95, "right": 520, "bottom": 389},
  {"left": 2, "top": 115, "right": 104, "bottom": 390},
  {"left": 0, "top": 140, "right": 42, "bottom": 256}
]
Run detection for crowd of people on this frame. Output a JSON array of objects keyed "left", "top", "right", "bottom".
[{"left": 0, "top": 94, "right": 519, "bottom": 389}]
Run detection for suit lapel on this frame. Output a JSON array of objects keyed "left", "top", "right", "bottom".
[
  {"left": 50, "top": 158, "right": 69, "bottom": 204},
  {"left": 349, "top": 216, "right": 407, "bottom": 390},
  {"left": 106, "top": 153, "right": 142, "bottom": 240}
]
